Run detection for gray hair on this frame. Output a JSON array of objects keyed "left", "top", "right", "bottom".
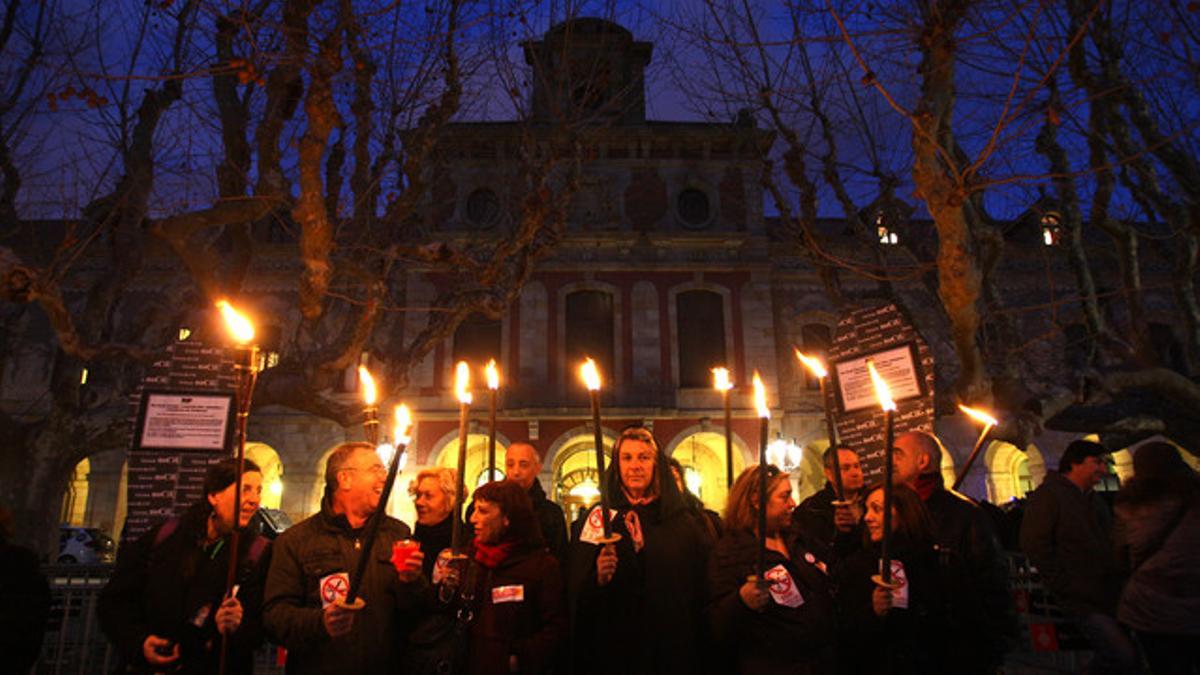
[{"left": 409, "top": 467, "right": 460, "bottom": 506}]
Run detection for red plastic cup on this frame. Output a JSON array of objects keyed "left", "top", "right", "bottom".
[{"left": 391, "top": 539, "right": 420, "bottom": 572}]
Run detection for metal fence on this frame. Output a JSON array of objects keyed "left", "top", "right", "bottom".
[{"left": 37, "top": 564, "right": 283, "bottom": 675}]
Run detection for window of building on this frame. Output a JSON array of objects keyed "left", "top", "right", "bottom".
[
  {"left": 800, "top": 323, "right": 833, "bottom": 390},
  {"left": 677, "top": 188, "right": 712, "bottom": 228},
  {"left": 1041, "top": 213, "right": 1062, "bottom": 246},
  {"left": 465, "top": 188, "right": 500, "bottom": 229},
  {"left": 677, "top": 290, "right": 726, "bottom": 387},
  {"left": 453, "top": 314, "right": 502, "bottom": 366},
  {"left": 566, "top": 290, "right": 614, "bottom": 379},
  {"left": 877, "top": 212, "right": 899, "bottom": 245}
]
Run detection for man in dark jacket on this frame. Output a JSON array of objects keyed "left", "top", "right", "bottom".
[
  {"left": 99, "top": 459, "right": 271, "bottom": 675},
  {"left": 893, "top": 430, "right": 1015, "bottom": 674},
  {"left": 502, "top": 443, "right": 568, "bottom": 561},
  {"left": 263, "top": 442, "right": 426, "bottom": 675},
  {"left": 1020, "top": 439, "right": 1139, "bottom": 674},
  {"left": 793, "top": 445, "right": 864, "bottom": 561}
]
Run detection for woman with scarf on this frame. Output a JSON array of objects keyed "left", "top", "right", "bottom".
[
  {"left": 566, "top": 425, "right": 710, "bottom": 675},
  {"left": 835, "top": 483, "right": 946, "bottom": 675},
  {"left": 707, "top": 465, "right": 836, "bottom": 674},
  {"left": 461, "top": 480, "right": 567, "bottom": 675}
]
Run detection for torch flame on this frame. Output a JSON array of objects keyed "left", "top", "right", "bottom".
[
  {"left": 752, "top": 371, "right": 770, "bottom": 419},
  {"left": 216, "top": 300, "right": 255, "bottom": 344},
  {"left": 358, "top": 366, "right": 378, "bottom": 407},
  {"left": 958, "top": 404, "right": 998, "bottom": 428},
  {"left": 581, "top": 358, "right": 601, "bottom": 391},
  {"left": 712, "top": 367, "right": 733, "bottom": 392},
  {"left": 866, "top": 359, "right": 897, "bottom": 412},
  {"left": 394, "top": 403, "right": 413, "bottom": 445},
  {"left": 794, "top": 349, "right": 828, "bottom": 379},
  {"left": 455, "top": 361, "right": 473, "bottom": 405},
  {"left": 485, "top": 359, "right": 500, "bottom": 391}
]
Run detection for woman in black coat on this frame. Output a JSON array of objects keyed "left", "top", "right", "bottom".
[
  {"left": 463, "top": 479, "right": 567, "bottom": 675},
  {"left": 566, "top": 425, "right": 710, "bottom": 675},
  {"left": 835, "top": 483, "right": 945, "bottom": 675},
  {"left": 707, "top": 464, "right": 836, "bottom": 675}
]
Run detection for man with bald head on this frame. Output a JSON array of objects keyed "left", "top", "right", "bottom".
[
  {"left": 505, "top": 442, "right": 568, "bottom": 561},
  {"left": 892, "top": 430, "right": 1014, "bottom": 673}
]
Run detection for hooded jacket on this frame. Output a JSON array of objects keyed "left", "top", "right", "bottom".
[
  {"left": 565, "top": 447, "right": 710, "bottom": 675},
  {"left": 98, "top": 503, "right": 271, "bottom": 675},
  {"left": 706, "top": 527, "right": 836, "bottom": 675},
  {"left": 262, "top": 497, "right": 428, "bottom": 675}
]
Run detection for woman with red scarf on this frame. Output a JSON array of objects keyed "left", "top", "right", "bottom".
[{"left": 464, "top": 479, "right": 567, "bottom": 675}]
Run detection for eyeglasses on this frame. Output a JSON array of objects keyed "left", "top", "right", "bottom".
[{"left": 344, "top": 464, "right": 387, "bottom": 477}]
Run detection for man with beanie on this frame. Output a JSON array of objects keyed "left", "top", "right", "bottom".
[
  {"left": 1021, "top": 439, "right": 1139, "bottom": 674},
  {"left": 99, "top": 459, "right": 271, "bottom": 674}
]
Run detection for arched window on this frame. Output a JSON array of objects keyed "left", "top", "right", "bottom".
[
  {"left": 566, "top": 290, "right": 614, "bottom": 379},
  {"left": 800, "top": 323, "right": 833, "bottom": 390},
  {"left": 676, "top": 290, "right": 726, "bottom": 387},
  {"left": 453, "top": 314, "right": 502, "bottom": 365}
]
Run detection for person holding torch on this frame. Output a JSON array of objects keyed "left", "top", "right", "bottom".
[
  {"left": 565, "top": 425, "right": 711, "bottom": 675},
  {"left": 262, "top": 439, "right": 427, "bottom": 675}
]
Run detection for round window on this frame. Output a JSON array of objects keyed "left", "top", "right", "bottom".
[
  {"left": 677, "top": 188, "right": 711, "bottom": 228},
  {"left": 466, "top": 188, "right": 500, "bottom": 228}
]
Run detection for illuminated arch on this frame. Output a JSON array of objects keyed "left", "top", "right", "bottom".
[
  {"left": 60, "top": 458, "right": 91, "bottom": 526},
  {"left": 547, "top": 427, "right": 617, "bottom": 525},
  {"left": 430, "top": 430, "right": 513, "bottom": 507},
  {"left": 245, "top": 442, "right": 284, "bottom": 510},
  {"left": 983, "top": 441, "right": 1047, "bottom": 504},
  {"left": 664, "top": 430, "right": 750, "bottom": 512}
]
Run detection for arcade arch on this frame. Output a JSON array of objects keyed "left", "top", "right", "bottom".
[
  {"left": 548, "top": 428, "right": 616, "bottom": 525},
  {"left": 664, "top": 429, "right": 750, "bottom": 512},
  {"left": 983, "top": 441, "right": 1046, "bottom": 504},
  {"left": 245, "top": 442, "right": 284, "bottom": 510}
]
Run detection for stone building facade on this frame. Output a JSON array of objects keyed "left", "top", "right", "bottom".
[{"left": 13, "top": 18, "right": 1196, "bottom": 544}]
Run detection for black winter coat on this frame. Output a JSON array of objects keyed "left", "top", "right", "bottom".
[
  {"left": 706, "top": 528, "right": 836, "bottom": 675},
  {"left": 923, "top": 483, "right": 1016, "bottom": 671},
  {"left": 566, "top": 498, "right": 709, "bottom": 675},
  {"left": 463, "top": 545, "right": 567, "bottom": 675},
  {"left": 835, "top": 540, "right": 946, "bottom": 675},
  {"left": 98, "top": 506, "right": 271, "bottom": 675},
  {"left": 262, "top": 499, "right": 428, "bottom": 675},
  {"left": 414, "top": 515, "right": 455, "bottom": 581}
]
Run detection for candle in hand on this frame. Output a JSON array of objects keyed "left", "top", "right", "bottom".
[{"left": 752, "top": 371, "right": 770, "bottom": 576}]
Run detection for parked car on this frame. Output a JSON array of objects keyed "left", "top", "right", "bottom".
[{"left": 57, "top": 526, "right": 115, "bottom": 564}]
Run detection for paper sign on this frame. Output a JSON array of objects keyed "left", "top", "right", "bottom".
[
  {"left": 579, "top": 505, "right": 618, "bottom": 545},
  {"left": 764, "top": 564, "right": 805, "bottom": 608},
  {"left": 886, "top": 560, "right": 909, "bottom": 609},
  {"left": 492, "top": 585, "right": 525, "bottom": 604},
  {"left": 319, "top": 572, "right": 349, "bottom": 608}
]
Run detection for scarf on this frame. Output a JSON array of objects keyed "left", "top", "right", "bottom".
[
  {"left": 914, "top": 473, "right": 940, "bottom": 501},
  {"left": 473, "top": 539, "right": 516, "bottom": 569}
]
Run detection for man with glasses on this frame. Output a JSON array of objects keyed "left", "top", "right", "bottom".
[{"left": 263, "top": 442, "right": 426, "bottom": 674}]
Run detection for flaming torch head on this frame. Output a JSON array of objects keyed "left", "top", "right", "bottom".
[
  {"left": 485, "top": 359, "right": 499, "bottom": 391},
  {"left": 712, "top": 367, "right": 733, "bottom": 392},
  {"left": 455, "top": 361, "right": 473, "bottom": 405},
  {"left": 581, "top": 358, "right": 602, "bottom": 392},
  {"left": 752, "top": 371, "right": 770, "bottom": 419},
  {"left": 358, "top": 366, "right": 378, "bottom": 407},
  {"left": 958, "top": 404, "right": 998, "bottom": 428},
  {"left": 866, "top": 359, "right": 897, "bottom": 412},
  {"left": 394, "top": 404, "right": 413, "bottom": 446},
  {"left": 794, "top": 349, "right": 828, "bottom": 380},
  {"left": 216, "top": 300, "right": 255, "bottom": 344}
]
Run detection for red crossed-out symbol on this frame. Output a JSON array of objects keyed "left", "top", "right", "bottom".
[{"left": 321, "top": 574, "right": 348, "bottom": 604}]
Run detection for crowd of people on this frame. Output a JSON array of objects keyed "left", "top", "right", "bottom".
[{"left": 93, "top": 428, "right": 1200, "bottom": 674}]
